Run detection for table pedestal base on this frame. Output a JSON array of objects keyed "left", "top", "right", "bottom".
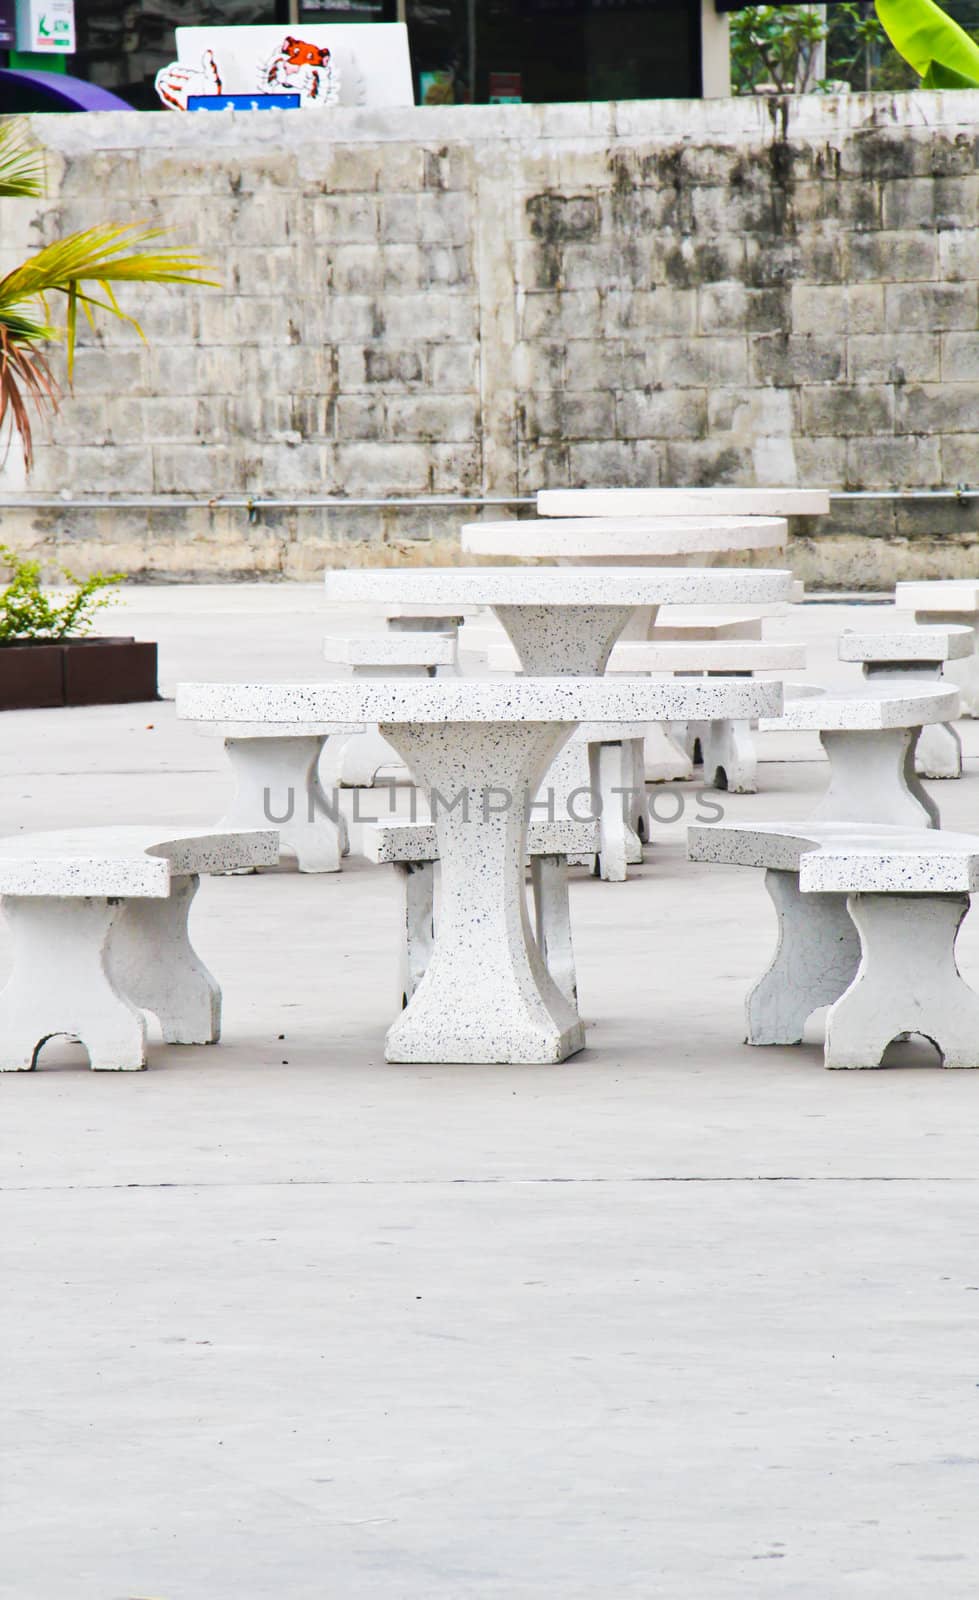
[{"left": 381, "top": 720, "right": 585, "bottom": 1064}]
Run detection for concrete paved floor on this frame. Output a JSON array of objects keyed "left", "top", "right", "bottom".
[{"left": 4, "top": 588, "right": 979, "bottom": 1599}]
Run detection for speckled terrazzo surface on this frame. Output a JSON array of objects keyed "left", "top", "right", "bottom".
[
  {"left": 838, "top": 626, "right": 975, "bottom": 663},
  {"left": 689, "top": 818, "right": 979, "bottom": 894},
  {"left": 322, "top": 566, "right": 794, "bottom": 607},
  {"left": 0, "top": 824, "right": 279, "bottom": 896},
  {"left": 760, "top": 685, "right": 960, "bottom": 731},
  {"left": 460, "top": 515, "right": 786, "bottom": 558},
  {"left": 363, "top": 819, "right": 598, "bottom": 864},
  {"left": 177, "top": 675, "right": 784, "bottom": 726}
]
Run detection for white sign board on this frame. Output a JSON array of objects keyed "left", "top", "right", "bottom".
[
  {"left": 156, "top": 22, "right": 413, "bottom": 110},
  {"left": 15, "top": 0, "right": 74, "bottom": 53}
]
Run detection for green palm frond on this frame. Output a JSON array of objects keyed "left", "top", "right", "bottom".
[
  {"left": 0, "top": 306, "right": 52, "bottom": 345},
  {"left": 0, "top": 224, "right": 214, "bottom": 304},
  {"left": 0, "top": 120, "right": 45, "bottom": 198},
  {"left": 0, "top": 220, "right": 216, "bottom": 466}
]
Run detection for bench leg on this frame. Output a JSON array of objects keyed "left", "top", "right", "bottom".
[
  {"left": 825, "top": 892, "right": 979, "bottom": 1069},
  {"left": 747, "top": 870, "right": 861, "bottom": 1046},
  {"left": 864, "top": 662, "right": 962, "bottom": 779},
  {"left": 915, "top": 721, "right": 962, "bottom": 780},
  {"left": 625, "top": 737, "right": 648, "bottom": 841},
  {"left": 531, "top": 852, "right": 578, "bottom": 1007},
  {"left": 541, "top": 740, "right": 596, "bottom": 869},
  {"left": 813, "top": 728, "right": 939, "bottom": 828},
  {"left": 644, "top": 724, "right": 694, "bottom": 784},
  {"left": 0, "top": 896, "right": 147, "bottom": 1071},
  {"left": 398, "top": 860, "right": 435, "bottom": 1010},
  {"left": 700, "top": 718, "right": 757, "bottom": 794},
  {"left": 588, "top": 741, "right": 643, "bottom": 883},
  {"left": 221, "top": 735, "right": 348, "bottom": 873},
  {"left": 109, "top": 875, "right": 221, "bottom": 1046},
  {"left": 915, "top": 609, "right": 979, "bottom": 716},
  {"left": 336, "top": 725, "right": 407, "bottom": 789}
]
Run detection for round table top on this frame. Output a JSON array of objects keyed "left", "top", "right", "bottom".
[
  {"left": 461, "top": 515, "right": 787, "bottom": 560},
  {"left": 177, "top": 676, "right": 784, "bottom": 727},
  {"left": 537, "top": 488, "right": 830, "bottom": 518},
  {"left": 322, "top": 565, "right": 794, "bottom": 607}
]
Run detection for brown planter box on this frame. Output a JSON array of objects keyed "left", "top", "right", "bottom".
[{"left": 0, "top": 637, "right": 159, "bottom": 711}]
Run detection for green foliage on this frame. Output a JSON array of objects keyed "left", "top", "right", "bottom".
[
  {"left": 730, "top": 0, "right": 902, "bottom": 93},
  {"left": 825, "top": 1, "right": 892, "bottom": 89},
  {"left": 0, "top": 121, "right": 45, "bottom": 198},
  {"left": 731, "top": 5, "right": 830, "bottom": 93},
  {"left": 876, "top": 0, "right": 979, "bottom": 82},
  {"left": 0, "top": 119, "right": 216, "bottom": 471},
  {"left": 0, "top": 545, "right": 122, "bottom": 642}
]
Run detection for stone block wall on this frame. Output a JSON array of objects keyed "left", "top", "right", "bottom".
[{"left": 2, "top": 93, "right": 979, "bottom": 583}]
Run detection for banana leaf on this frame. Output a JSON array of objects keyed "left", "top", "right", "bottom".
[{"left": 876, "top": 0, "right": 979, "bottom": 85}]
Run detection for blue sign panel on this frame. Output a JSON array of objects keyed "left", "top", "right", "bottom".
[{"left": 187, "top": 92, "right": 301, "bottom": 111}]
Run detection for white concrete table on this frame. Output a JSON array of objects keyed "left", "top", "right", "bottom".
[
  {"left": 894, "top": 582, "right": 979, "bottom": 716},
  {"left": 322, "top": 567, "right": 795, "bottom": 676},
  {"left": 761, "top": 686, "right": 961, "bottom": 829},
  {"left": 537, "top": 488, "right": 830, "bottom": 517},
  {"left": 324, "top": 567, "right": 793, "bottom": 848},
  {"left": 461, "top": 515, "right": 787, "bottom": 567},
  {"left": 177, "top": 675, "right": 783, "bottom": 1066}
]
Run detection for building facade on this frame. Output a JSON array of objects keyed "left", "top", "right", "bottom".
[{"left": 3, "top": 0, "right": 720, "bottom": 110}]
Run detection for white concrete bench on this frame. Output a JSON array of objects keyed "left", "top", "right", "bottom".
[
  {"left": 363, "top": 819, "right": 598, "bottom": 1009},
  {"left": 609, "top": 639, "right": 806, "bottom": 793},
  {"left": 650, "top": 615, "right": 766, "bottom": 641},
  {"left": 894, "top": 582, "right": 979, "bottom": 716},
  {"left": 0, "top": 824, "right": 278, "bottom": 1072},
  {"left": 688, "top": 818, "right": 979, "bottom": 1069},
  {"left": 840, "top": 624, "right": 975, "bottom": 780},
  {"left": 213, "top": 720, "right": 357, "bottom": 874},
  {"left": 325, "top": 632, "right": 459, "bottom": 790},
  {"left": 575, "top": 722, "right": 650, "bottom": 882},
  {"left": 385, "top": 606, "right": 468, "bottom": 674},
  {"left": 759, "top": 684, "right": 959, "bottom": 828}
]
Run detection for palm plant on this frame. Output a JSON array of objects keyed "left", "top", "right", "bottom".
[{"left": 0, "top": 119, "right": 214, "bottom": 471}]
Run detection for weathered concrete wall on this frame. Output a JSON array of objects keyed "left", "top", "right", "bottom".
[{"left": 2, "top": 93, "right": 979, "bottom": 583}]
